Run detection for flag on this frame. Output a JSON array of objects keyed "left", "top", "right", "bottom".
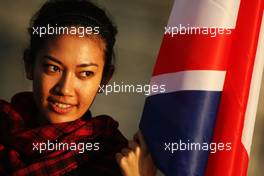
[
  {"left": 205, "top": 0, "right": 264, "bottom": 175},
  {"left": 139, "top": 0, "right": 264, "bottom": 175}
]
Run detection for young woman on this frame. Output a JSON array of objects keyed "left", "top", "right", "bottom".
[{"left": 0, "top": 0, "right": 156, "bottom": 175}]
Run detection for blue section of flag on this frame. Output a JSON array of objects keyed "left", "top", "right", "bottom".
[{"left": 139, "top": 91, "right": 221, "bottom": 176}]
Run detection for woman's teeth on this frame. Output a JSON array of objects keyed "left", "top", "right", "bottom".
[{"left": 54, "top": 102, "right": 72, "bottom": 109}]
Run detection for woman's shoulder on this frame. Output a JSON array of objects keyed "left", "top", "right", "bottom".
[
  {"left": 90, "top": 114, "right": 128, "bottom": 148},
  {"left": 0, "top": 97, "right": 19, "bottom": 120},
  {"left": 0, "top": 98, "right": 12, "bottom": 113},
  {"left": 0, "top": 92, "right": 36, "bottom": 125},
  {"left": 0, "top": 92, "right": 34, "bottom": 113},
  {"left": 91, "top": 114, "right": 122, "bottom": 133}
]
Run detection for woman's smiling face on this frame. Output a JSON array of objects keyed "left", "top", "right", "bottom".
[{"left": 32, "top": 34, "right": 105, "bottom": 123}]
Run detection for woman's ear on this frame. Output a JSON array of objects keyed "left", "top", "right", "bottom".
[{"left": 23, "top": 49, "right": 34, "bottom": 80}]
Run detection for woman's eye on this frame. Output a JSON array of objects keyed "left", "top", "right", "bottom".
[
  {"left": 79, "top": 71, "right": 94, "bottom": 78},
  {"left": 44, "top": 64, "right": 61, "bottom": 73}
]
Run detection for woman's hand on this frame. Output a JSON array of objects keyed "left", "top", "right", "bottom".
[{"left": 116, "top": 130, "right": 156, "bottom": 176}]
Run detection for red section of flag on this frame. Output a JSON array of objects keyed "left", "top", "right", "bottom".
[
  {"left": 153, "top": 31, "right": 234, "bottom": 76},
  {"left": 205, "top": 0, "right": 264, "bottom": 175}
]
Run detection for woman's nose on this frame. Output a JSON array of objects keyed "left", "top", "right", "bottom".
[{"left": 53, "top": 72, "right": 75, "bottom": 96}]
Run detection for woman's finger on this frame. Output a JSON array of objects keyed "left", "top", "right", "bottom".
[
  {"left": 128, "top": 140, "right": 140, "bottom": 156},
  {"left": 136, "top": 130, "right": 148, "bottom": 153},
  {"left": 128, "top": 140, "right": 138, "bottom": 150},
  {"left": 121, "top": 148, "right": 131, "bottom": 156},
  {"left": 115, "top": 152, "right": 123, "bottom": 164}
]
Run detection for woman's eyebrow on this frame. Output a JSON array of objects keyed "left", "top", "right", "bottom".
[
  {"left": 43, "top": 55, "right": 63, "bottom": 66},
  {"left": 77, "top": 63, "right": 98, "bottom": 68},
  {"left": 43, "top": 55, "right": 98, "bottom": 67}
]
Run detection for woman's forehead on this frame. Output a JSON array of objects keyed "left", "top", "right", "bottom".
[
  {"left": 39, "top": 34, "right": 106, "bottom": 66},
  {"left": 45, "top": 34, "right": 106, "bottom": 50}
]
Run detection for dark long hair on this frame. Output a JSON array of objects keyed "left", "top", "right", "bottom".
[{"left": 24, "top": 0, "right": 117, "bottom": 79}]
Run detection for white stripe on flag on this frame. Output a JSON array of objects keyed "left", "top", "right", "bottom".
[
  {"left": 242, "top": 12, "right": 264, "bottom": 155},
  {"left": 168, "top": 0, "right": 241, "bottom": 28},
  {"left": 149, "top": 70, "right": 226, "bottom": 96}
]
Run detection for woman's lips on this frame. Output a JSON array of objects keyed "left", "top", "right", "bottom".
[{"left": 49, "top": 101, "right": 75, "bottom": 114}]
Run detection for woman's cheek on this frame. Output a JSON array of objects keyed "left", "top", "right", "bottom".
[
  {"left": 78, "top": 81, "right": 95, "bottom": 98},
  {"left": 41, "top": 74, "right": 60, "bottom": 91},
  {"left": 79, "top": 80, "right": 100, "bottom": 102}
]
